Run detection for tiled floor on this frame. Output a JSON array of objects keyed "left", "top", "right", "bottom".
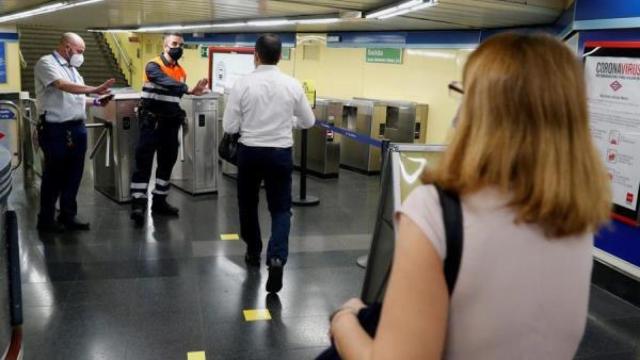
[{"left": 10, "top": 165, "right": 640, "bottom": 359}]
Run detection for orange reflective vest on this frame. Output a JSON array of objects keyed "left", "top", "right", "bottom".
[{"left": 141, "top": 56, "right": 187, "bottom": 104}]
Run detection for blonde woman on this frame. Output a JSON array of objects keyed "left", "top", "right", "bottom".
[{"left": 329, "top": 33, "right": 611, "bottom": 359}]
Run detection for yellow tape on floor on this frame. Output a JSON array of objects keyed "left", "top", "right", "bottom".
[
  {"left": 187, "top": 351, "right": 206, "bottom": 360},
  {"left": 220, "top": 233, "right": 240, "bottom": 241},
  {"left": 243, "top": 309, "right": 272, "bottom": 321}
]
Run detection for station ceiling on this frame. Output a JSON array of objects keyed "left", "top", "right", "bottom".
[{"left": 0, "top": 0, "right": 571, "bottom": 32}]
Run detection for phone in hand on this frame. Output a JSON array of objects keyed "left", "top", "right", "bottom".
[{"left": 97, "top": 93, "right": 115, "bottom": 106}]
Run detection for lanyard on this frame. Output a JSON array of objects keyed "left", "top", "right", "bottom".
[{"left": 52, "top": 51, "right": 78, "bottom": 83}]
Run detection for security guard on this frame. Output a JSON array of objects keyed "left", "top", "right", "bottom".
[
  {"left": 34, "top": 32, "right": 114, "bottom": 233},
  {"left": 130, "top": 32, "right": 208, "bottom": 226}
]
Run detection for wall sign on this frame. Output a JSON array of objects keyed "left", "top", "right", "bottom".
[
  {"left": 209, "top": 47, "right": 255, "bottom": 94},
  {"left": 584, "top": 41, "right": 640, "bottom": 224},
  {"left": 366, "top": 48, "right": 403, "bottom": 64},
  {"left": 199, "top": 45, "right": 209, "bottom": 58}
]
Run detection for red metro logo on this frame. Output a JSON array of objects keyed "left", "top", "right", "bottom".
[{"left": 610, "top": 80, "right": 623, "bottom": 91}]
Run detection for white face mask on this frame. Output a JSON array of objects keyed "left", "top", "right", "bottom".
[{"left": 69, "top": 53, "right": 84, "bottom": 68}]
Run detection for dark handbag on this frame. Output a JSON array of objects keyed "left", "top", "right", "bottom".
[
  {"left": 218, "top": 132, "right": 240, "bottom": 165},
  {"left": 317, "top": 186, "right": 464, "bottom": 360}
]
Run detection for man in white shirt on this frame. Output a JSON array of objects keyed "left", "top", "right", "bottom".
[
  {"left": 223, "top": 34, "right": 315, "bottom": 293},
  {"left": 34, "top": 32, "right": 114, "bottom": 233}
]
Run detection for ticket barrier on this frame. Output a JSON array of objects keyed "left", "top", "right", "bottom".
[
  {"left": 338, "top": 99, "right": 382, "bottom": 174},
  {"left": 0, "top": 147, "right": 22, "bottom": 359},
  {"left": 361, "top": 143, "right": 445, "bottom": 303},
  {"left": 339, "top": 99, "right": 429, "bottom": 174},
  {"left": 171, "top": 93, "right": 219, "bottom": 194},
  {"left": 21, "top": 97, "right": 42, "bottom": 178},
  {"left": 89, "top": 91, "right": 140, "bottom": 203},
  {"left": 0, "top": 92, "right": 28, "bottom": 171},
  {"left": 375, "top": 100, "right": 428, "bottom": 144},
  {"left": 293, "top": 98, "right": 343, "bottom": 178}
]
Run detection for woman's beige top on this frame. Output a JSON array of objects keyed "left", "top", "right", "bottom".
[{"left": 399, "top": 185, "right": 593, "bottom": 360}]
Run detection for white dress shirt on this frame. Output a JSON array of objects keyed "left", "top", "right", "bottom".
[
  {"left": 222, "top": 65, "right": 315, "bottom": 148},
  {"left": 34, "top": 51, "right": 87, "bottom": 123}
]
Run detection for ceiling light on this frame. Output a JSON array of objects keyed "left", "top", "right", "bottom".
[
  {"left": 247, "top": 19, "right": 291, "bottom": 27},
  {"left": 366, "top": 0, "right": 437, "bottom": 20},
  {"left": 398, "top": 0, "right": 424, "bottom": 9},
  {"left": 210, "top": 22, "right": 247, "bottom": 28},
  {"left": 87, "top": 29, "right": 133, "bottom": 33},
  {"left": 296, "top": 18, "right": 341, "bottom": 25},
  {"left": 0, "top": 0, "right": 104, "bottom": 23}
]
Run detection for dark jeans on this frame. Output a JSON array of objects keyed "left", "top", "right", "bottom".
[
  {"left": 130, "top": 106, "right": 184, "bottom": 200},
  {"left": 237, "top": 144, "right": 293, "bottom": 264},
  {"left": 38, "top": 120, "right": 87, "bottom": 223}
]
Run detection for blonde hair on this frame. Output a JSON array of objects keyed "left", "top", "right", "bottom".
[{"left": 425, "top": 33, "right": 611, "bottom": 237}]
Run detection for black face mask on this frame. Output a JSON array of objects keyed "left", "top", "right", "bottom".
[{"left": 168, "top": 47, "right": 183, "bottom": 61}]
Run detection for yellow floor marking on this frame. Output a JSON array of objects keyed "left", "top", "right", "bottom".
[
  {"left": 220, "top": 233, "right": 240, "bottom": 241},
  {"left": 187, "top": 351, "right": 206, "bottom": 360},
  {"left": 243, "top": 309, "right": 272, "bottom": 322}
]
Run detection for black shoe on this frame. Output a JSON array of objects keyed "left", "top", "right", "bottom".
[
  {"left": 58, "top": 217, "right": 90, "bottom": 231},
  {"left": 151, "top": 198, "right": 179, "bottom": 216},
  {"left": 131, "top": 198, "right": 147, "bottom": 227},
  {"left": 266, "top": 258, "right": 284, "bottom": 293},
  {"left": 37, "top": 221, "right": 65, "bottom": 234},
  {"left": 130, "top": 208, "right": 145, "bottom": 227},
  {"left": 244, "top": 253, "right": 261, "bottom": 267}
]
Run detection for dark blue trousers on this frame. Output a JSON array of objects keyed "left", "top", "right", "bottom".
[
  {"left": 130, "top": 106, "right": 183, "bottom": 200},
  {"left": 38, "top": 120, "right": 87, "bottom": 224},
  {"left": 237, "top": 144, "right": 293, "bottom": 264}
]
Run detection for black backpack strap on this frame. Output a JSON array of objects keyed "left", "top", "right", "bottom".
[{"left": 435, "top": 186, "right": 464, "bottom": 295}]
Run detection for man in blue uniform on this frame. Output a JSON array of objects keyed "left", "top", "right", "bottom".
[
  {"left": 34, "top": 32, "right": 114, "bottom": 233},
  {"left": 129, "top": 33, "right": 208, "bottom": 226}
]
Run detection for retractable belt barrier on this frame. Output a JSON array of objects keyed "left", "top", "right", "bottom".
[{"left": 315, "top": 120, "right": 384, "bottom": 148}]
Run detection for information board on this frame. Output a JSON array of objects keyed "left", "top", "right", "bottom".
[
  {"left": 584, "top": 42, "right": 640, "bottom": 224},
  {"left": 208, "top": 47, "right": 255, "bottom": 94}
]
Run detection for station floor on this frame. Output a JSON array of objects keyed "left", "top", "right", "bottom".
[{"left": 10, "top": 166, "right": 640, "bottom": 359}]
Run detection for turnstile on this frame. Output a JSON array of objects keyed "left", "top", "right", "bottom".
[
  {"left": 339, "top": 99, "right": 429, "bottom": 174},
  {"left": 0, "top": 92, "right": 29, "bottom": 171},
  {"left": 339, "top": 99, "right": 383, "bottom": 174},
  {"left": 89, "top": 91, "right": 141, "bottom": 203},
  {"left": 293, "top": 98, "right": 343, "bottom": 178},
  {"left": 0, "top": 147, "right": 21, "bottom": 359},
  {"left": 21, "top": 97, "right": 42, "bottom": 178},
  {"left": 377, "top": 100, "right": 428, "bottom": 144},
  {"left": 171, "top": 93, "right": 219, "bottom": 194},
  {"left": 361, "top": 143, "right": 445, "bottom": 303}
]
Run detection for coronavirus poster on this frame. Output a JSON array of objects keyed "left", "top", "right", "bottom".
[{"left": 585, "top": 55, "right": 640, "bottom": 213}]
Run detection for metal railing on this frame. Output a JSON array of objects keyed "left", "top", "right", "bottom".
[
  {"left": 0, "top": 101, "right": 23, "bottom": 171},
  {"left": 107, "top": 32, "right": 134, "bottom": 85}
]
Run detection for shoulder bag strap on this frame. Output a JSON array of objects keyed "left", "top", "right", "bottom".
[{"left": 435, "top": 185, "right": 464, "bottom": 295}]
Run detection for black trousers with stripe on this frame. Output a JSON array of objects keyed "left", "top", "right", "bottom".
[{"left": 130, "top": 105, "right": 184, "bottom": 201}]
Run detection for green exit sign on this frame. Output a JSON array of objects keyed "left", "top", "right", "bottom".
[
  {"left": 366, "top": 48, "right": 403, "bottom": 64},
  {"left": 200, "top": 45, "right": 209, "bottom": 58}
]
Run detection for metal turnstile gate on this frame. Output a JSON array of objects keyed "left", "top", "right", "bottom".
[
  {"left": 171, "top": 93, "right": 219, "bottom": 194},
  {"left": 89, "top": 92, "right": 141, "bottom": 203},
  {"left": 294, "top": 98, "right": 343, "bottom": 178}
]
